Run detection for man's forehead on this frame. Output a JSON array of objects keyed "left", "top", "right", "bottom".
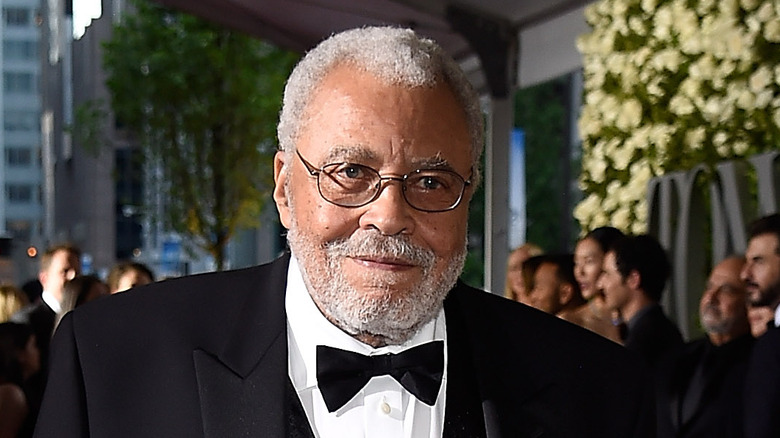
[
  {"left": 747, "top": 233, "right": 780, "bottom": 254},
  {"left": 321, "top": 145, "right": 454, "bottom": 169}
]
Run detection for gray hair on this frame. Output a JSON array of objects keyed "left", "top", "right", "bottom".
[{"left": 277, "top": 26, "right": 484, "bottom": 184}]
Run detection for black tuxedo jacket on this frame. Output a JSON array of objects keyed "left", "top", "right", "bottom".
[
  {"left": 624, "top": 304, "right": 684, "bottom": 369},
  {"left": 34, "top": 255, "right": 654, "bottom": 437},
  {"left": 744, "top": 325, "right": 780, "bottom": 438},
  {"left": 655, "top": 334, "right": 754, "bottom": 438}
]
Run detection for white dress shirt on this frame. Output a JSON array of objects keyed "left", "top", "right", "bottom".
[
  {"left": 285, "top": 255, "right": 448, "bottom": 438},
  {"left": 41, "top": 290, "right": 61, "bottom": 313},
  {"left": 774, "top": 304, "right": 780, "bottom": 328}
]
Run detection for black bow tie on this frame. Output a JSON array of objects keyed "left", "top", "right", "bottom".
[{"left": 316, "top": 341, "right": 444, "bottom": 412}]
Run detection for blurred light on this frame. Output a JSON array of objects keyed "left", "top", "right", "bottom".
[
  {"left": 27, "top": 246, "right": 38, "bottom": 257},
  {"left": 132, "top": 248, "right": 142, "bottom": 258}
]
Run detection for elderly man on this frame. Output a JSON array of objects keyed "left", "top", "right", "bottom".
[
  {"left": 656, "top": 256, "right": 753, "bottom": 437},
  {"left": 34, "top": 27, "right": 651, "bottom": 437},
  {"left": 742, "top": 213, "right": 780, "bottom": 438}
]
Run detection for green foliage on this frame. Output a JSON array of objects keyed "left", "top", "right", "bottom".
[
  {"left": 102, "top": 0, "right": 299, "bottom": 270},
  {"left": 515, "top": 77, "right": 571, "bottom": 252},
  {"left": 71, "top": 99, "right": 109, "bottom": 157}
]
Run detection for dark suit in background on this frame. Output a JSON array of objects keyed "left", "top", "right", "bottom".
[
  {"left": 623, "top": 304, "right": 684, "bottom": 369},
  {"left": 34, "top": 255, "right": 654, "bottom": 438},
  {"left": 744, "top": 325, "right": 780, "bottom": 438},
  {"left": 656, "top": 334, "right": 754, "bottom": 437}
]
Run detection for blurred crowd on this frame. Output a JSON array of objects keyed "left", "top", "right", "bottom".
[
  {"left": 0, "top": 244, "right": 154, "bottom": 437},
  {"left": 506, "top": 213, "right": 780, "bottom": 437}
]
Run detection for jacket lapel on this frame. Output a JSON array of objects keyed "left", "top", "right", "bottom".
[{"left": 193, "top": 254, "right": 291, "bottom": 438}]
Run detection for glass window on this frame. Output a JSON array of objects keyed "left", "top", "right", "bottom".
[
  {"left": 6, "top": 147, "right": 33, "bottom": 167},
  {"left": 6, "top": 220, "right": 32, "bottom": 240},
  {"left": 3, "top": 7, "right": 29, "bottom": 26},
  {"left": 7, "top": 184, "right": 33, "bottom": 203},
  {"left": 3, "top": 72, "right": 36, "bottom": 94},
  {"left": 4, "top": 111, "right": 39, "bottom": 132},
  {"left": 3, "top": 40, "right": 37, "bottom": 60}
]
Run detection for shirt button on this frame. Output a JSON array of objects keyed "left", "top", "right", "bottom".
[{"left": 380, "top": 401, "right": 391, "bottom": 415}]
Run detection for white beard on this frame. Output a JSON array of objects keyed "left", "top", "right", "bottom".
[{"left": 286, "top": 215, "right": 466, "bottom": 345}]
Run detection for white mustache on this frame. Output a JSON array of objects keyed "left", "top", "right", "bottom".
[{"left": 323, "top": 230, "right": 435, "bottom": 267}]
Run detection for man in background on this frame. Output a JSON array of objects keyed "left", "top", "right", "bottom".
[
  {"left": 598, "top": 234, "right": 683, "bottom": 368},
  {"left": 524, "top": 254, "right": 585, "bottom": 322},
  {"left": 656, "top": 256, "right": 753, "bottom": 437},
  {"left": 742, "top": 213, "right": 780, "bottom": 437},
  {"left": 12, "top": 243, "right": 81, "bottom": 371}
]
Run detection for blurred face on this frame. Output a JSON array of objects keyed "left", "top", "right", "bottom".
[
  {"left": 699, "top": 258, "right": 748, "bottom": 337},
  {"left": 741, "top": 234, "right": 780, "bottom": 309},
  {"left": 113, "top": 269, "right": 153, "bottom": 294},
  {"left": 574, "top": 237, "right": 605, "bottom": 300},
  {"left": 273, "top": 65, "right": 473, "bottom": 345},
  {"left": 598, "top": 251, "right": 631, "bottom": 312},
  {"left": 39, "top": 249, "right": 81, "bottom": 303},
  {"left": 527, "top": 262, "right": 563, "bottom": 314},
  {"left": 506, "top": 248, "right": 531, "bottom": 301},
  {"left": 17, "top": 335, "right": 40, "bottom": 379}
]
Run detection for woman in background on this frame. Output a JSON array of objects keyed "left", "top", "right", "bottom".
[{"left": 571, "top": 226, "right": 625, "bottom": 343}]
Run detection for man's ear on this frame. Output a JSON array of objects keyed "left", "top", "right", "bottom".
[
  {"left": 558, "top": 282, "right": 574, "bottom": 306},
  {"left": 272, "top": 151, "right": 292, "bottom": 229},
  {"left": 626, "top": 270, "right": 641, "bottom": 290}
]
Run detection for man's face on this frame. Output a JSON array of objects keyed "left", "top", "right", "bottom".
[
  {"left": 527, "top": 262, "right": 564, "bottom": 314},
  {"left": 598, "top": 251, "right": 631, "bottom": 312},
  {"left": 273, "top": 65, "right": 473, "bottom": 345},
  {"left": 113, "top": 269, "right": 152, "bottom": 294},
  {"left": 700, "top": 257, "right": 748, "bottom": 337},
  {"left": 39, "top": 249, "right": 81, "bottom": 303},
  {"left": 505, "top": 248, "right": 531, "bottom": 301},
  {"left": 741, "top": 233, "right": 780, "bottom": 309}
]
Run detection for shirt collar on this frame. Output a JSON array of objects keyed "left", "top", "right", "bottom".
[
  {"left": 774, "top": 305, "right": 780, "bottom": 328},
  {"left": 41, "top": 290, "right": 61, "bottom": 313},
  {"left": 285, "top": 254, "right": 446, "bottom": 391}
]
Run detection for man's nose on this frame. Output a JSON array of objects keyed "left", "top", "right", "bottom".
[{"left": 358, "top": 180, "right": 415, "bottom": 236}]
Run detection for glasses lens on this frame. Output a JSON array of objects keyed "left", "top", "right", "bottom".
[
  {"left": 404, "top": 170, "right": 466, "bottom": 211},
  {"left": 318, "top": 162, "right": 380, "bottom": 206}
]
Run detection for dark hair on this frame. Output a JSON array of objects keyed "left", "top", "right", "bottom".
[
  {"left": 610, "top": 234, "right": 670, "bottom": 302},
  {"left": 535, "top": 253, "right": 582, "bottom": 296},
  {"left": 63, "top": 275, "right": 106, "bottom": 309},
  {"left": 521, "top": 255, "right": 547, "bottom": 293},
  {"left": 583, "top": 226, "right": 625, "bottom": 253},
  {"left": 107, "top": 261, "right": 155, "bottom": 292},
  {"left": 747, "top": 213, "right": 780, "bottom": 254},
  {"left": 0, "top": 322, "right": 34, "bottom": 385}
]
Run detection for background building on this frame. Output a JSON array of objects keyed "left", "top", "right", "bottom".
[{"left": 2, "top": 0, "right": 44, "bottom": 283}]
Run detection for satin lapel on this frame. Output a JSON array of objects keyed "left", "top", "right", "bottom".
[{"left": 194, "top": 254, "right": 291, "bottom": 438}]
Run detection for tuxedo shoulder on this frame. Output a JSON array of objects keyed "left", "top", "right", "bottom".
[
  {"left": 69, "top": 256, "right": 288, "bottom": 336},
  {"left": 449, "top": 282, "right": 637, "bottom": 365}
]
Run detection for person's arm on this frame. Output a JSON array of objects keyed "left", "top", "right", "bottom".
[
  {"left": 0, "top": 384, "right": 28, "bottom": 438},
  {"left": 33, "top": 312, "right": 90, "bottom": 437}
]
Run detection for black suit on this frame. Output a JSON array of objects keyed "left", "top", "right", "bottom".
[
  {"left": 656, "top": 334, "right": 754, "bottom": 437},
  {"left": 12, "top": 299, "right": 56, "bottom": 370},
  {"left": 34, "top": 255, "right": 654, "bottom": 437},
  {"left": 744, "top": 325, "right": 780, "bottom": 438},
  {"left": 624, "top": 304, "right": 684, "bottom": 369}
]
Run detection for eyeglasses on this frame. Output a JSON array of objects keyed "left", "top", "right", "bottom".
[{"left": 296, "top": 150, "right": 471, "bottom": 212}]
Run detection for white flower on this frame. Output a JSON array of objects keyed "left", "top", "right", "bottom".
[
  {"left": 685, "top": 127, "right": 707, "bottom": 150},
  {"left": 612, "top": 206, "right": 632, "bottom": 231},
  {"left": 765, "top": 18, "right": 780, "bottom": 42},
  {"left": 670, "top": 94, "right": 696, "bottom": 115},
  {"left": 740, "top": 0, "right": 761, "bottom": 11}
]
